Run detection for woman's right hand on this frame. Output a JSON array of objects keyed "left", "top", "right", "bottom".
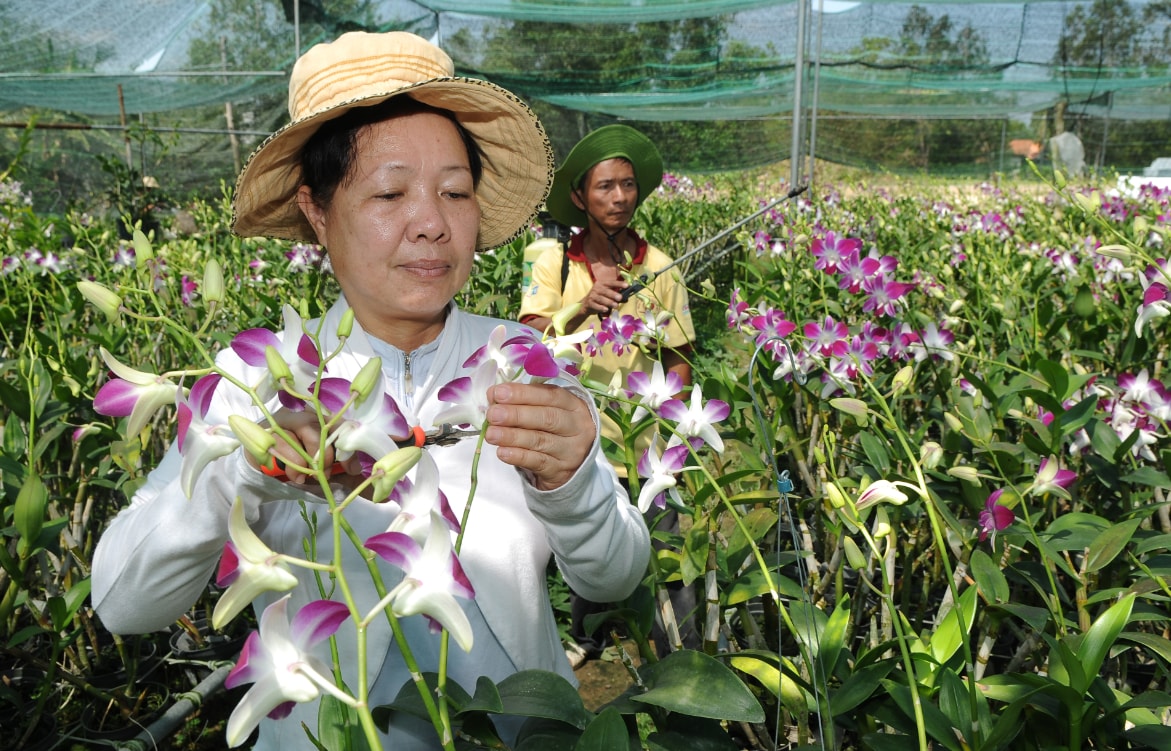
[{"left": 246, "top": 409, "right": 360, "bottom": 486}]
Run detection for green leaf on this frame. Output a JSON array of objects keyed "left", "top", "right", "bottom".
[
  {"left": 724, "top": 566, "right": 802, "bottom": 605},
  {"left": 930, "top": 585, "right": 978, "bottom": 666},
  {"left": 830, "top": 660, "right": 896, "bottom": 716},
  {"left": 496, "top": 670, "right": 593, "bottom": 729},
  {"left": 514, "top": 718, "right": 580, "bottom": 751},
  {"left": 969, "top": 549, "right": 1009, "bottom": 604},
  {"left": 458, "top": 675, "right": 504, "bottom": 715},
  {"left": 858, "top": 430, "right": 891, "bottom": 473},
  {"left": 317, "top": 692, "right": 370, "bottom": 751},
  {"left": 1075, "top": 594, "right": 1136, "bottom": 694},
  {"left": 575, "top": 707, "right": 633, "bottom": 751},
  {"left": 1084, "top": 518, "right": 1142, "bottom": 573},
  {"left": 1055, "top": 393, "right": 1099, "bottom": 436},
  {"left": 1036, "top": 359, "right": 1069, "bottom": 400},
  {"left": 936, "top": 669, "right": 972, "bottom": 743},
  {"left": 817, "top": 595, "right": 852, "bottom": 680},
  {"left": 1120, "top": 466, "right": 1171, "bottom": 489},
  {"left": 634, "top": 650, "right": 764, "bottom": 723},
  {"left": 1118, "top": 632, "right": 1171, "bottom": 665},
  {"left": 881, "top": 680, "right": 964, "bottom": 751},
  {"left": 15, "top": 472, "right": 47, "bottom": 559}
]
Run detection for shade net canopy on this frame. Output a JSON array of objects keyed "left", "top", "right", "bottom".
[{"left": 0, "top": 0, "right": 1167, "bottom": 209}]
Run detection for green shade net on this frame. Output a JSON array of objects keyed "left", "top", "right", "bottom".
[{"left": 0, "top": 0, "right": 1167, "bottom": 209}]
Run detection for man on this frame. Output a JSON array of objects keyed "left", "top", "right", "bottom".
[{"left": 520, "top": 124, "right": 698, "bottom": 663}]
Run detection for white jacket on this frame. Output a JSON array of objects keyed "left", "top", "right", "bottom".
[{"left": 92, "top": 298, "right": 650, "bottom": 749}]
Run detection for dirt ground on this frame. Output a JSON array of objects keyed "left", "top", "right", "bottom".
[{"left": 574, "top": 640, "right": 641, "bottom": 711}]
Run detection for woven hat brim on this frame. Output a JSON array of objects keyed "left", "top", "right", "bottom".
[
  {"left": 231, "top": 77, "right": 553, "bottom": 251},
  {"left": 546, "top": 125, "right": 663, "bottom": 228}
]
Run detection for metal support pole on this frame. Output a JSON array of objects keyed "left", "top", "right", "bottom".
[
  {"left": 790, "top": 0, "right": 809, "bottom": 187},
  {"left": 808, "top": 0, "right": 826, "bottom": 190}
]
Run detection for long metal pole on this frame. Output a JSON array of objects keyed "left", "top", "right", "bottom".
[
  {"left": 790, "top": 0, "right": 808, "bottom": 187},
  {"left": 808, "top": 0, "right": 826, "bottom": 189}
]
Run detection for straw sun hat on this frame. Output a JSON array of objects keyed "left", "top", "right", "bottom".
[
  {"left": 231, "top": 31, "right": 553, "bottom": 251},
  {"left": 546, "top": 124, "right": 663, "bottom": 228}
]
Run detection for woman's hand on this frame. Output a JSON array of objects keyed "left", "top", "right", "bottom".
[
  {"left": 485, "top": 382, "right": 595, "bottom": 491},
  {"left": 244, "top": 409, "right": 362, "bottom": 486}
]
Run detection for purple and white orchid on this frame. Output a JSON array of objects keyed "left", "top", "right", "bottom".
[
  {"left": 364, "top": 511, "right": 476, "bottom": 651},
  {"left": 213, "top": 498, "right": 299, "bottom": 630},
  {"left": 176, "top": 374, "right": 240, "bottom": 498},
  {"left": 230, "top": 304, "right": 323, "bottom": 409},
  {"left": 224, "top": 595, "right": 352, "bottom": 747},
  {"left": 93, "top": 346, "right": 183, "bottom": 437},
  {"left": 627, "top": 361, "right": 685, "bottom": 423},
  {"left": 659, "top": 384, "right": 730, "bottom": 454},
  {"left": 636, "top": 435, "right": 690, "bottom": 513}
]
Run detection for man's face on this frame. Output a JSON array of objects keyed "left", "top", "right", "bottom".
[{"left": 571, "top": 157, "right": 638, "bottom": 234}]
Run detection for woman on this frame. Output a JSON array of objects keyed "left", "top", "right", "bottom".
[{"left": 91, "top": 31, "right": 649, "bottom": 749}]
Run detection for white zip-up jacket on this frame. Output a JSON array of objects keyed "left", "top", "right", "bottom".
[{"left": 92, "top": 298, "right": 650, "bottom": 749}]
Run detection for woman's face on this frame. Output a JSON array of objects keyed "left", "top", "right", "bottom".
[{"left": 298, "top": 111, "right": 480, "bottom": 346}]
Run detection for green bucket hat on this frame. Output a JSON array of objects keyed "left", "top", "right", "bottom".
[{"left": 546, "top": 125, "right": 663, "bottom": 228}]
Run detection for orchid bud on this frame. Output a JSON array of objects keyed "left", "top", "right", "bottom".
[
  {"left": 132, "top": 228, "right": 154, "bottom": 266},
  {"left": 920, "top": 441, "right": 943, "bottom": 470},
  {"left": 872, "top": 506, "right": 891, "bottom": 538},
  {"left": 830, "top": 397, "right": 869, "bottom": 426},
  {"left": 202, "top": 258, "right": 224, "bottom": 304},
  {"left": 700, "top": 278, "right": 717, "bottom": 297},
  {"left": 299, "top": 298, "right": 311, "bottom": 320},
  {"left": 370, "top": 446, "right": 423, "bottom": 500},
  {"left": 1072, "top": 191, "right": 1097, "bottom": 213},
  {"left": 890, "top": 365, "right": 914, "bottom": 397},
  {"left": 228, "top": 415, "right": 276, "bottom": 464},
  {"left": 843, "top": 536, "right": 867, "bottom": 570},
  {"left": 264, "top": 345, "right": 294, "bottom": 385},
  {"left": 77, "top": 280, "right": 122, "bottom": 322},
  {"left": 1095, "top": 244, "right": 1131, "bottom": 261},
  {"left": 350, "top": 357, "right": 383, "bottom": 402},
  {"left": 825, "top": 481, "right": 847, "bottom": 509},
  {"left": 948, "top": 299, "right": 964, "bottom": 314},
  {"left": 552, "top": 302, "right": 583, "bottom": 336},
  {"left": 947, "top": 465, "right": 980, "bottom": 484},
  {"left": 944, "top": 412, "right": 964, "bottom": 432},
  {"left": 337, "top": 307, "right": 354, "bottom": 339},
  {"left": 1053, "top": 169, "right": 1067, "bottom": 190}
]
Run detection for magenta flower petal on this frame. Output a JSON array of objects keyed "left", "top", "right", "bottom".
[
  {"left": 231, "top": 328, "right": 280, "bottom": 367},
  {"left": 267, "top": 701, "right": 296, "bottom": 720},
  {"left": 295, "top": 334, "right": 321, "bottom": 368},
  {"left": 437, "top": 376, "right": 473, "bottom": 404},
  {"left": 93, "top": 379, "right": 139, "bottom": 417},
  {"left": 365, "top": 531, "right": 417, "bottom": 569},
  {"left": 224, "top": 631, "right": 262, "bottom": 689},
  {"left": 522, "top": 343, "right": 559, "bottom": 379},
  {"left": 216, "top": 541, "right": 242, "bottom": 587},
  {"left": 314, "top": 377, "right": 352, "bottom": 414},
  {"left": 289, "top": 599, "right": 350, "bottom": 647},
  {"left": 189, "top": 374, "right": 222, "bottom": 417},
  {"left": 177, "top": 401, "right": 193, "bottom": 454}
]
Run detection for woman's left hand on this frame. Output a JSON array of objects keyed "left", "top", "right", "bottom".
[{"left": 484, "top": 382, "right": 594, "bottom": 491}]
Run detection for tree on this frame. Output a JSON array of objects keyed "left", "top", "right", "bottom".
[
  {"left": 447, "top": 17, "right": 787, "bottom": 173},
  {"left": 842, "top": 5, "right": 994, "bottom": 172}
]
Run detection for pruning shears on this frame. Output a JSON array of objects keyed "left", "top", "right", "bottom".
[{"left": 259, "top": 424, "right": 480, "bottom": 481}]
